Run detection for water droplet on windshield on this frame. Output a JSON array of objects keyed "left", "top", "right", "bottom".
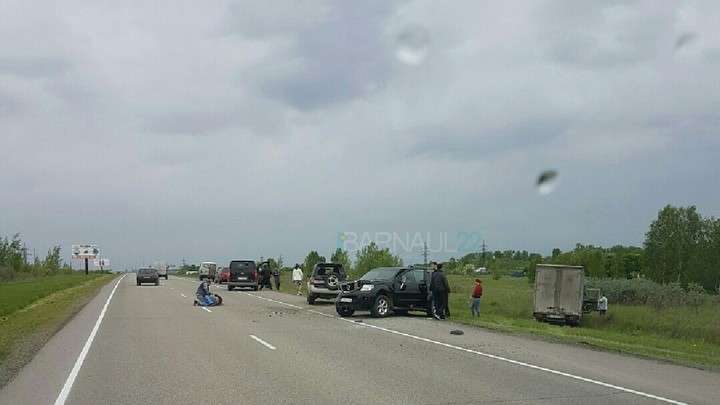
[
  {"left": 395, "top": 25, "right": 430, "bottom": 65},
  {"left": 674, "top": 32, "right": 697, "bottom": 50},
  {"left": 537, "top": 170, "right": 558, "bottom": 195}
]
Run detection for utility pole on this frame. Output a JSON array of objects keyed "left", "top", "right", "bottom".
[
  {"left": 22, "top": 243, "right": 28, "bottom": 265},
  {"left": 481, "top": 240, "right": 487, "bottom": 266},
  {"left": 423, "top": 241, "right": 429, "bottom": 267}
]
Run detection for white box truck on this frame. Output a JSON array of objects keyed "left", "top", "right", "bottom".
[
  {"left": 199, "top": 262, "right": 217, "bottom": 281},
  {"left": 533, "top": 264, "right": 585, "bottom": 326}
]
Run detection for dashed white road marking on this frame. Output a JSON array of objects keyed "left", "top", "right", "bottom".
[
  {"left": 54, "top": 274, "right": 126, "bottom": 405},
  {"left": 240, "top": 293, "right": 686, "bottom": 405},
  {"left": 181, "top": 293, "right": 187, "bottom": 298},
  {"left": 249, "top": 335, "right": 276, "bottom": 350},
  {"left": 200, "top": 306, "right": 212, "bottom": 313},
  {"left": 242, "top": 292, "right": 303, "bottom": 309}
]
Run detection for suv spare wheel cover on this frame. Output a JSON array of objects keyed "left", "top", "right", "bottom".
[{"left": 327, "top": 274, "right": 339, "bottom": 290}]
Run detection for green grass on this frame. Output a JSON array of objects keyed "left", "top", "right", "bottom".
[
  {"left": 0, "top": 274, "right": 115, "bottom": 386},
  {"left": 447, "top": 275, "right": 720, "bottom": 369},
  {"left": 0, "top": 274, "right": 106, "bottom": 317}
]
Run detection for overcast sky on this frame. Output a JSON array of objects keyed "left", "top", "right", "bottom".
[{"left": 1, "top": 1, "right": 719, "bottom": 270}]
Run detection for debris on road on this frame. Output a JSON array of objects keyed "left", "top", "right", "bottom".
[{"left": 450, "top": 330, "right": 464, "bottom": 335}]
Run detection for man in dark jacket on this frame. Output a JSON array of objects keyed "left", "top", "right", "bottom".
[
  {"left": 272, "top": 267, "right": 281, "bottom": 290},
  {"left": 259, "top": 263, "right": 273, "bottom": 290},
  {"left": 429, "top": 262, "right": 450, "bottom": 320}
]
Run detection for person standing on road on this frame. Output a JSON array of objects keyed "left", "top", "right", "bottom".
[
  {"left": 292, "top": 264, "right": 304, "bottom": 295},
  {"left": 259, "top": 263, "right": 272, "bottom": 290},
  {"left": 273, "top": 266, "right": 281, "bottom": 290},
  {"left": 470, "top": 279, "right": 483, "bottom": 317},
  {"left": 598, "top": 294, "right": 608, "bottom": 315},
  {"left": 430, "top": 262, "right": 450, "bottom": 320}
]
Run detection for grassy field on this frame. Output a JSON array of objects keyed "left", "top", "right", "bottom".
[
  {"left": 267, "top": 271, "right": 720, "bottom": 369},
  {"left": 0, "top": 274, "right": 116, "bottom": 386},
  {"left": 449, "top": 275, "right": 720, "bottom": 368}
]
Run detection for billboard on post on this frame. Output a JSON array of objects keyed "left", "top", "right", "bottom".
[{"left": 72, "top": 244, "right": 99, "bottom": 260}]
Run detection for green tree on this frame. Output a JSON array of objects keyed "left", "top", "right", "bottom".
[
  {"left": 354, "top": 242, "right": 402, "bottom": 276},
  {"left": 302, "top": 251, "right": 326, "bottom": 274},
  {"left": 644, "top": 205, "right": 702, "bottom": 285},
  {"left": 552, "top": 248, "right": 561, "bottom": 258},
  {"left": 43, "top": 245, "right": 62, "bottom": 273},
  {"left": 330, "top": 248, "right": 352, "bottom": 272}
]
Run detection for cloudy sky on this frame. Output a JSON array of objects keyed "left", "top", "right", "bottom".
[{"left": 1, "top": 0, "right": 719, "bottom": 269}]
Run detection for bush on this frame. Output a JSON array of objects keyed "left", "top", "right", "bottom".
[{"left": 585, "top": 278, "right": 710, "bottom": 308}]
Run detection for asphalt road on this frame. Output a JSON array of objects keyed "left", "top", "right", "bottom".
[{"left": 1, "top": 275, "right": 717, "bottom": 405}]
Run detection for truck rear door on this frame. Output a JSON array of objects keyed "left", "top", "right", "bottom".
[{"left": 534, "top": 267, "right": 557, "bottom": 313}]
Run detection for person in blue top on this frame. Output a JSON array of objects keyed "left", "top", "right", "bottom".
[{"left": 195, "top": 280, "right": 214, "bottom": 306}]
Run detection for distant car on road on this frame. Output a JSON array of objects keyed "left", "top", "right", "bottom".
[
  {"left": 215, "top": 267, "right": 230, "bottom": 284},
  {"left": 156, "top": 265, "right": 169, "bottom": 280},
  {"left": 136, "top": 268, "right": 160, "bottom": 286},
  {"left": 336, "top": 266, "right": 432, "bottom": 318},
  {"left": 199, "top": 262, "right": 217, "bottom": 281},
  {"left": 226, "top": 260, "right": 258, "bottom": 291},
  {"left": 307, "top": 263, "right": 346, "bottom": 305}
]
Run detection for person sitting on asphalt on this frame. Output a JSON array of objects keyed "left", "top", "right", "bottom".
[
  {"left": 292, "top": 264, "right": 304, "bottom": 295},
  {"left": 195, "top": 280, "right": 214, "bottom": 306}
]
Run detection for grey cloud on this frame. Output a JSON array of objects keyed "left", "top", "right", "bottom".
[
  {"left": 0, "top": 56, "right": 69, "bottom": 78},
  {"left": 538, "top": 1, "right": 675, "bottom": 68},
  {"left": 236, "top": 1, "right": 397, "bottom": 109},
  {"left": 405, "top": 120, "right": 566, "bottom": 160}
]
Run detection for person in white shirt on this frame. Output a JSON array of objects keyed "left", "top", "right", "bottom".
[
  {"left": 292, "top": 264, "right": 304, "bottom": 295},
  {"left": 598, "top": 295, "right": 608, "bottom": 315}
]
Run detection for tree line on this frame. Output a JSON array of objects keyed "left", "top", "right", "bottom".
[{"left": 0, "top": 234, "right": 72, "bottom": 281}]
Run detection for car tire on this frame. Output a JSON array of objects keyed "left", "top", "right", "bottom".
[
  {"left": 307, "top": 294, "right": 317, "bottom": 305},
  {"left": 137, "top": 282, "right": 140, "bottom": 286},
  {"left": 337, "top": 306, "right": 354, "bottom": 317},
  {"left": 228, "top": 285, "right": 234, "bottom": 291},
  {"left": 155, "top": 280, "right": 159, "bottom": 286},
  {"left": 371, "top": 294, "right": 391, "bottom": 318},
  {"left": 253, "top": 286, "right": 258, "bottom": 291}
]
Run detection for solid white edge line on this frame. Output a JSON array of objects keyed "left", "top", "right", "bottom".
[
  {"left": 249, "top": 335, "right": 276, "bottom": 350},
  {"left": 53, "top": 274, "right": 126, "bottom": 405},
  {"left": 241, "top": 293, "right": 687, "bottom": 405}
]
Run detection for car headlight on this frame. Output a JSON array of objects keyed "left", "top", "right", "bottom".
[{"left": 360, "top": 284, "right": 374, "bottom": 292}]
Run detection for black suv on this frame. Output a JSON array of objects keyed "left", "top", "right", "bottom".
[
  {"left": 307, "top": 263, "right": 346, "bottom": 304},
  {"left": 227, "top": 260, "right": 258, "bottom": 291},
  {"left": 136, "top": 268, "right": 159, "bottom": 286},
  {"left": 336, "top": 266, "right": 431, "bottom": 317}
]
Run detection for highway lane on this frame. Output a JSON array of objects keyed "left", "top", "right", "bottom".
[{"left": 1, "top": 275, "right": 718, "bottom": 404}]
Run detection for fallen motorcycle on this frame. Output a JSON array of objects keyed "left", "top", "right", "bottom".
[{"left": 193, "top": 293, "right": 223, "bottom": 307}]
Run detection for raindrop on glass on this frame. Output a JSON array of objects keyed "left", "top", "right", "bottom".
[
  {"left": 537, "top": 170, "right": 558, "bottom": 195},
  {"left": 394, "top": 25, "right": 430, "bottom": 65},
  {"left": 674, "top": 32, "right": 697, "bottom": 50}
]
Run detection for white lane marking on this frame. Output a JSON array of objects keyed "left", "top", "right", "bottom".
[
  {"left": 54, "top": 274, "right": 126, "bottom": 405},
  {"left": 241, "top": 294, "right": 686, "bottom": 405},
  {"left": 201, "top": 306, "right": 212, "bottom": 313},
  {"left": 307, "top": 309, "right": 335, "bottom": 318},
  {"left": 181, "top": 293, "right": 187, "bottom": 298},
  {"left": 242, "top": 292, "right": 303, "bottom": 309},
  {"left": 249, "top": 335, "right": 276, "bottom": 350}
]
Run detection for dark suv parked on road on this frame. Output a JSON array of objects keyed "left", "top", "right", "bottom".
[
  {"left": 307, "top": 263, "right": 346, "bottom": 304},
  {"left": 227, "top": 260, "right": 258, "bottom": 291},
  {"left": 336, "top": 266, "right": 431, "bottom": 317},
  {"left": 136, "top": 268, "right": 159, "bottom": 286}
]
